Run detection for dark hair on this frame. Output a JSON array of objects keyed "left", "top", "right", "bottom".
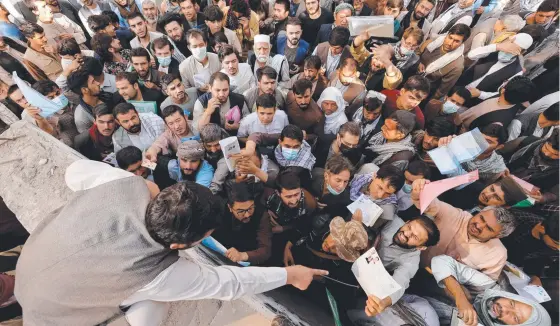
[
  {"left": 211, "top": 31, "right": 228, "bottom": 45},
  {"left": 481, "top": 123, "right": 508, "bottom": 145},
  {"left": 339, "top": 56, "right": 358, "bottom": 70},
  {"left": 126, "top": 11, "right": 146, "bottom": 22},
  {"left": 113, "top": 102, "right": 138, "bottom": 117},
  {"left": 153, "top": 36, "right": 173, "bottom": 51},
  {"left": 178, "top": 0, "right": 198, "bottom": 6},
  {"left": 407, "top": 160, "right": 431, "bottom": 179},
  {"left": 402, "top": 75, "right": 430, "bottom": 95},
  {"left": 93, "top": 103, "right": 113, "bottom": 118},
  {"left": 204, "top": 5, "right": 224, "bottom": 22},
  {"left": 32, "top": 80, "right": 59, "bottom": 96},
  {"left": 209, "top": 71, "right": 230, "bottom": 86},
  {"left": 67, "top": 69, "right": 92, "bottom": 95},
  {"left": 543, "top": 102, "right": 559, "bottom": 122},
  {"left": 503, "top": 76, "right": 536, "bottom": 104},
  {"left": 231, "top": 0, "right": 250, "bottom": 16},
  {"left": 82, "top": 56, "right": 104, "bottom": 77},
  {"left": 186, "top": 28, "right": 207, "bottom": 44},
  {"left": 543, "top": 214, "right": 559, "bottom": 241},
  {"left": 87, "top": 14, "right": 112, "bottom": 32},
  {"left": 364, "top": 97, "right": 382, "bottom": 112},
  {"left": 130, "top": 47, "right": 151, "bottom": 61},
  {"left": 328, "top": 26, "right": 350, "bottom": 47},
  {"left": 447, "top": 23, "right": 471, "bottom": 40},
  {"left": 325, "top": 154, "right": 354, "bottom": 174},
  {"left": 162, "top": 105, "right": 185, "bottom": 119},
  {"left": 161, "top": 73, "right": 181, "bottom": 90},
  {"left": 101, "top": 10, "right": 120, "bottom": 24},
  {"left": 146, "top": 182, "right": 224, "bottom": 247},
  {"left": 218, "top": 44, "right": 239, "bottom": 61},
  {"left": 91, "top": 33, "right": 115, "bottom": 62},
  {"left": 546, "top": 129, "right": 559, "bottom": 150},
  {"left": 537, "top": 0, "right": 558, "bottom": 12},
  {"left": 159, "top": 12, "right": 184, "bottom": 31},
  {"left": 376, "top": 164, "right": 405, "bottom": 191},
  {"left": 58, "top": 37, "right": 81, "bottom": 56},
  {"left": 409, "top": 215, "right": 440, "bottom": 247},
  {"left": 256, "top": 66, "right": 277, "bottom": 82},
  {"left": 452, "top": 87, "right": 472, "bottom": 103},
  {"left": 275, "top": 170, "right": 301, "bottom": 191},
  {"left": 116, "top": 71, "right": 139, "bottom": 85},
  {"left": 7, "top": 84, "right": 19, "bottom": 98},
  {"left": 425, "top": 116, "right": 455, "bottom": 137},
  {"left": 286, "top": 17, "right": 302, "bottom": 28},
  {"left": 280, "top": 124, "right": 304, "bottom": 142},
  {"left": 518, "top": 24, "right": 546, "bottom": 52},
  {"left": 274, "top": 0, "right": 290, "bottom": 12},
  {"left": 19, "top": 22, "right": 43, "bottom": 39},
  {"left": 338, "top": 121, "right": 361, "bottom": 137},
  {"left": 116, "top": 146, "right": 143, "bottom": 169},
  {"left": 256, "top": 93, "right": 276, "bottom": 109},
  {"left": 227, "top": 182, "right": 254, "bottom": 206},
  {"left": 304, "top": 55, "right": 322, "bottom": 70},
  {"left": 293, "top": 79, "right": 313, "bottom": 95}
]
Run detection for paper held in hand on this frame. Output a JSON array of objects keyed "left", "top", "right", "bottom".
[
  {"left": 503, "top": 263, "right": 551, "bottom": 303},
  {"left": 347, "top": 16, "right": 394, "bottom": 37},
  {"left": 347, "top": 194, "right": 384, "bottom": 227},
  {"left": 428, "top": 128, "right": 489, "bottom": 175},
  {"left": 201, "top": 236, "right": 250, "bottom": 267},
  {"left": 419, "top": 170, "right": 480, "bottom": 214},
  {"left": 352, "top": 247, "right": 402, "bottom": 300},
  {"left": 219, "top": 136, "right": 241, "bottom": 172}
]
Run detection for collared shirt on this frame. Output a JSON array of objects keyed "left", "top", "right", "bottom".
[
  {"left": 237, "top": 110, "right": 289, "bottom": 138},
  {"left": 113, "top": 113, "right": 166, "bottom": 152}
]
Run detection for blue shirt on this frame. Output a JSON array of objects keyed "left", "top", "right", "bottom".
[
  {"left": 0, "top": 22, "right": 26, "bottom": 42},
  {"left": 168, "top": 159, "right": 214, "bottom": 187}
]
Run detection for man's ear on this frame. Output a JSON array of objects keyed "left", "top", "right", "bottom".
[{"left": 170, "top": 243, "right": 187, "bottom": 250}]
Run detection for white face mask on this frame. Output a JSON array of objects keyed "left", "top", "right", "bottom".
[{"left": 191, "top": 46, "right": 207, "bottom": 61}]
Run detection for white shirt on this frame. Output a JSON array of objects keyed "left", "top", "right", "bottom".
[
  {"left": 237, "top": 110, "right": 289, "bottom": 138},
  {"left": 507, "top": 119, "right": 557, "bottom": 141},
  {"left": 467, "top": 44, "right": 523, "bottom": 89}
]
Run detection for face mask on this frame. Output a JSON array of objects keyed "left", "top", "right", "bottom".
[
  {"left": 157, "top": 55, "right": 172, "bottom": 67},
  {"left": 206, "top": 150, "right": 223, "bottom": 162},
  {"left": 61, "top": 58, "right": 73, "bottom": 69},
  {"left": 282, "top": 147, "right": 299, "bottom": 160},
  {"left": 402, "top": 183, "right": 412, "bottom": 194},
  {"left": 442, "top": 100, "right": 459, "bottom": 114},
  {"left": 256, "top": 54, "right": 268, "bottom": 63},
  {"left": 497, "top": 51, "right": 515, "bottom": 63},
  {"left": 339, "top": 142, "right": 355, "bottom": 155},
  {"left": 327, "top": 183, "right": 343, "bottom": 195},
  {"left": 52, "top": 94, "right": 69, "bottom": 109},
  {"left": 399, "top": 44, "right": 414, "bottom": 56},
  {"left": 191, "top": 47, "right": 207, "bottom": 61}
]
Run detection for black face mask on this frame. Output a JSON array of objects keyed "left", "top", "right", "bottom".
[
  {"left": 340, "top": 143, "right": 361, "bottom": 163},
  {"left": 206, "top": 150, "right": 223, "bottom": 162}
]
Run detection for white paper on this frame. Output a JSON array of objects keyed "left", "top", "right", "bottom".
[
  {"left": 102, "top": 152, "right": 118, "bottom": 167},
  {"left": 219, "top": 136, "right": 241, "bottom": 172},
  {"left": 347, "top": 16, "right": 395, "bottom": 37},
  {"left": 12, "top": 72, "right": 63, "bottom": 118},
  {"left": 352, "top": 247, "right": 402, "bottom": 300},
  {"left": 523, "top": 285, "right": 551, "bottom": 303},
  {"left": 428, "top": 128, "right": 489, "bottom": 174},
  {"left": 347, "top": 194, "right": 384, "bottom": 227},
  {"left": 503, "top": 262, "right": 550, "bottom": 303},
  {"left": 428, "top": 147, "right": 459, "bottom": 175},
  {"left": 193, "top": 71, "right": 211, "bottom": 88}
]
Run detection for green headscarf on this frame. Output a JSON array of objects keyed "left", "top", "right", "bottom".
[{"left": 474, "top": 289, "right": 551, "bottom": 326}]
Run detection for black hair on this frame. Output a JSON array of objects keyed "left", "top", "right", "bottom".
[
  {"left": 227, "top": 182, "right": 254, "bottom": 206},
  {"left": 162, "top": 105, "right": 185, "bottom": 119},
  {"left": 280, "top": 124, "right": 304, "bottom": 142},
  {"left": 338, "top": 121, "right": 361, "bottom": 137},
  {"left": 447, "top": 23, "right": 471, "bottom": 40},
  {"left": 543, "top": 213, "right": 559, "bottom": 241},
  {"left": 32, "top": 80, "right": 59, "bottom": 96},
  {"left": 274, "top": 0, "right": 290, "bottom": 12},
  {"left": 518, "top": 24, "right": 546, "bottom": 52},
  {"left": 67, "top": 69, "right": 92, "bottom": 95},
  {"left": 452, "top": 87, "right": 472, "bottom": 103},
  {"left": 364, "top": 97, "right": 383, "bottom": 112},
  {"left": 101, "top": 10, "right": 120, "bottom": 24},
  {"left": 256, "top": 66, "right": 277, "bottom": 82},
  {"left": 407, "top": 160, "right": 431, "bottom": 179},
  {"left": 286, "top": 17, "right": 302, "bottom": 28},
  {"left": 87, "top": 14, "right": 112, "bottom": 32},
  {"left": 537, "top": 0, "right": 558, "bottom": 13},
  {"left": 185, "top": 28, "right": 207, "bottom": 44},
  {"left": 58, "top": 37, "right": 81, "bottom": 56},
  {"left": 113, "top": 102, "right": 138, "bottom": 117},
  {"left": 116, "top": 146, "right": 142, "bottom": 169},
  {"left": 126, "top": 11, "right": 146, "bottom": 22},
  {"left": 178, "top": 0, "right": 199, "bottom": 5},
  {"left": 158, "top": 12, "right": 184, "bottom": 31},
  {"left": 543, "top": 102, "right": 559, "bottom": 122},
  {"left": 161, "top": 73, "right": 181, "bottom": 90},
  {"left": 546, "top": 129, "right": 559, "bottom": 150},
  {"left": 91, "top": 33, "right": 115, "bottom": 62},
  {"left": 402, "top": 75, "right": 430, "bottom": 95},
  {"left": 256, "top": 93, "right": 276, "bottom": 110},
  {"left": 93, "top": 103, "right": 113, "bottom": 118},
  {"left": 218, "top": 44, "right": 239, "bottom": 61},
  {"left": 292, "top": 79, "right": 313, "bottom": 95},
  {"left": 130, "top": 47, "right": 152, "bottom": 61},
  {"left": 408, "top": 215, "right": 440, "bottom": 247},
  {"left": 325, "top": 154, "right": 354, "bottom": 174},
  {"left": 339, "top": 56, "right": 358, "bottom": 70},
  {"left": 275, "top": 170, "right": 301, "bottom": 191},
  {"left": 115, "top": 71, "right": 139, "bottom": 85},
  {"left": 82, "top": 56, "right": 104, "bottom": 77},
  {"left": 376, "top": 164, "right": 405, "bottom": 191},
  {"left": 19, "top": 22, "right": 43, "bottom": 39},
  {"left": 304, "top": 55, "right": 322, "bottom": 70},
  {"left": 425, "top": 116, "right": 455, "bottom": 137},
  {"left": 209, "top": 71, "right": 230, "bottom": 86},
  {"left": 481, "top": 123, "right": 508, "bottom": 145},
  {"left": 231, "top": 0, "right": 250, "bottom": 16},
  {"left": 204, "top": 5, "right": 224, "bottom": 22},
  {"left": 503, "top": 76, "right": 536, "bottom": 104},
  {"left": 328, "top": 26, "right": 350, "bottom": 47},
  {"left": 153, "top": 36, "right": 173, "bottom": 50}
]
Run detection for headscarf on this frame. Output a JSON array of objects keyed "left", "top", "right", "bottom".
[
  {"left": 329, "top": 216, "right": 368, "bottom": 262},
  {"left": 111, "top": 0, "right": 141, "bottom": 20},
  {"left": 317, "top": 87, "right": 348, "bottom": 135},
  {"left": 474, "top": 289, "right": 551, "bottom": 326},
  {"left": 225, "top": 1, "right": 250, "bottom": 31}
]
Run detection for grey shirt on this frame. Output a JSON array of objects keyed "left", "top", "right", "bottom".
[{"left": 160, "top": 87, "right": 198, "bottom": 120}]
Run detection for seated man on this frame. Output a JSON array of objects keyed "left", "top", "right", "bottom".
[
  {"left": 129, "top": 47, "right": 165, "bottom": 91},
  {"left": 349, "top": 164, "right": 405, "bottom": 229},
  {"left": 313, "top": 26, "right": 351, "bottom": 80},
  {"left": 212, "top": 182, "right": 273, "bottom": 265},
  {"left": 145, "top": 105, "right": 198, "bottom": 161},
  {"left": 178, "top": 29, "right": 221, "bottom": 91},
  {"left": 219, "top": 45, "right": 256, "bottom": 95},
  {"left": 310, "top": 154, "right": 354, "bottom": 218},
  {"left": 508, "top": 102, "right": 559, "bottom": 141},
  {"left": 168, "top": 140, "right": 215, "bottom": 187},
  {"left": 290, "top": 55, "right": 328, "bottom": 101},
  {"left": 153, "top": 36, "right": 182, "bottom": 76},
  {"left": 112, "top": 102, "right": 165, "bottom": 152},
  {"left": 237, "top": 93, "right": 289, "bottom": 141},
  {"left": 199, "top": 123, "right": 229, "bottom": 170},
  {"left": 114, "top": 72, "right": 165, "bottom": 116},
  {"left": 248, "top": 34, "right": 291, "bottom": 92},
  {"left": 160, "top": 73, "right": 198, "bottom": 120},
  {"left": 243, "top": 66, "right": 286, "bottom": 112},
  {"left": 327, "top": 57, "right": 366, "bottom": 108},
  {"left": 193, "top": 71, "right": 250, "bottom": 133},
  {"left": 413, "top": 116, "right": 456, "bottom": 180},
  {"left": 74, "top": 103, "right": 116, "bottom": 162},
  {"left": 275, "top": 17, "right": 310, "bottom": 76},
  {"left": 396, "top": 160, "right": 431, "bottom": 220},
  {"left": 286, "top": 79, "right": 325, "bottom": 144},
  {"left": 353, "top": 97, "right": 384, "bottom": 151},
  {"left": 428, "top": 254, "right": 551, "bottom": 326},
  {"left": 411, "top": 178, "right": 516, "bottom": 280},
  {"left": 423, "top": 87, "right": 471, "bottom": 125},
  {"left": 381, "top": 75, "right": 430, "bottom": 130}
]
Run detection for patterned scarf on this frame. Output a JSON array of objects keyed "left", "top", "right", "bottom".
[
  {"left": 349, "top": 173, "right": 398, "bottom": 206},
  {"left": 265, "top": 189, "right": 307, "bottom": 226},
  {"left": 463, "top": 151, "right": 506, "bottom": 181},
  {"left": 527, "top": 144, "right": 559, "bottom": 172},
  {"left": 366, "top": 132, "right": 416, "bottom": 167},
  {"left": 392, "top": 42, "right": 414, "bottom": 69},
  {"left": 274, "top": 141, "right": 316, "bottom": 171}
]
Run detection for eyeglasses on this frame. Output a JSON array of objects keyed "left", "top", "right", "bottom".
[{"left": 235, "top": 204, "right": 255, "bottom": 216}]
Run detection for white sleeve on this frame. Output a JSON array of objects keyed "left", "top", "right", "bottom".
[
  {"left": 478, "top": 91, "right": 499, "bottom": 100},
  {"left": 237, "top": 117, "right": 250, "bottom": 137},
  {"left": 431, "top": 255, "right": 496, "bottom": 289},
  {"left": 467, "top": 44, "right": 497, "bottom": 60},
  {"left": 122, "top": 258, "right": 287, "bottom": 305},
  {"left": 193, "top": 100, "right": 204, "bottom": 129},
  {"left": 64, "top": 160, "right": 134, "bottom": 191},
  {"left": 508, "top": 119, "right": 522, "bottom": 141}
]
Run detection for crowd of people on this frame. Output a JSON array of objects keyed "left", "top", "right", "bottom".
[{"left": 0, "top": 0, "right": 558, "bottom": 324}]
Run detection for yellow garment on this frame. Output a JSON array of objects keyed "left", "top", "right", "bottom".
[
  {"left": 349, "top": 42, "right": 403, "bottom": 90},
  {"left": 221, "top": 7, "right": 260, "bottom": 42},
  {"left": 491, "top": 31, "right": 516, "bottom": 44}
]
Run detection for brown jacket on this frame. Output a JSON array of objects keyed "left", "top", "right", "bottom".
[
  {"left": 328, "top": 73, "right": 366, "bottom": 106},
  {"left": 418, "top": 38, "right": 464, "bottom": 100},
  {"left": 23, "top": 47, "right": 62, "bottom": 81}
]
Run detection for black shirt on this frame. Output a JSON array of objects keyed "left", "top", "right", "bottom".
[{"left": 298, "top": 9, "right": 334, "bottom": 45}]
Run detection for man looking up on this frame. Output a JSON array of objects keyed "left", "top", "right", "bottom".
[
  {"left": 141, "top": 0, "right": 160, "bottom": 32},
  {"left": 112, "top": 102, "right": 165, "bottom": 152},
  {"left": 249, "top": 34, "right": 291, "bottom": 92},
  {"left": 315, "top": 121, "right": 362, "bottom": 168},
  {"left": 382, "top": 75, "right": 430, "bottom": 130},
  {"left": 199, "top": 123, "right": 228, "bottom": 169},
  {"left": 298, "top": 0, "right": 334, "bottom": 45},
  {"left": 396, "top": 0, "right": 434, "bottom": 38},
  {"left": 179, "top": 29, "right": 221, "bottom": 91},
  {"left": 353, "top": 97, "right": 384, "bottom": 150},
  {"left": 127, "top": 12, "right": 165, "bottom": 51},
  {"left": 237, "top": 93, "right": 289, "bottom": 141},
  {"left": 87, "top": 14, "right": 132, "bottom": 49},
  {"left": 130, "top": 47, "right": 164, "bottom": 91},
  {"left": 522, "top": 0, "right": 558, "bottom": 36},
  {"left": 328, "top": 57, "right": 366, "bottom": 108},
  {"left": 275, "top": 17, "right": 309, "bottom": 76},
  {"left": 74, "top": 103, "right": 116, "bottom": 162},
  {"left": 286, "top": 79, "right": 325, "bottom": 144},
  {"left": 313, "top": 26, "right": 352, "bottom": 80},
  {"left": 153, "top": 37, "right": 182, "bottom": 75},
  {"left": 203, "top": 5, "right": 242, "bottom": 53},
  {"left": 423, "top": 87, "right": 471, "bottom": 124},
  {"left": 179, "top": 0, "right": 205, "bottom": 30},
  {"left": 244, "top": 66, "right": 286, "bottom": 111},
  {"left": 114, "top": 72, "right": 165, "bottom": 115},
  {"left": 219, "top": 45, "right": 256, "bottom": 95},
  {"left": 159, "top": 13, "right": 191, "bottom": 58},
  {"left": 160, "top": 73, "right": 198, "bottom": 118},
  {"left": 20, "top": 22, "right": 62, "bottom": 81},
  {"left": 273, "top": 124, "right": 316, "bottom": 173},
  {"left": 271, "top": 0, "right": 290, "bottom": 42}
]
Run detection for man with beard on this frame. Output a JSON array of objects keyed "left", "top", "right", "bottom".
[
  {"left": 395, "top": 0, "right": 434, "bottom": 39},
  {"left": 212, "top": 182, "right": 273, "bottom": 265},
  {"left": 127, "top": 12, "right": 165, "bottom": 53},
  {"left": 130, "top": 47, "right": 165, "bottom": 91},
  {"left": 298, "top": 0, "right": 334, "bottom": 45},
  {"left": 286, "top": 79, "right": 325, "bottom": 144},
  {"left": 244, "top": 66, "right": 286, "bottom": 111},
  {"left": 160, "top": 73, "right": 198, "bottom": 118},
  {"left": 219, "top": 45, "right": 256, "bottom": 95},
  {"left": 202, "top": 5, "right": 242, "bottom": 53},
  {"left": 112, "top": 102, "right": 165, "bottom": 152},
  {"left": 313, "top": 26, "right": 352, "bottom": 80},
  {"left": 141, "top": 0, "right": 160, "bottom": 32},
  {"left": 274, "top": 18, "right": 310, "bottom": 76},
  {"left": 67, "top": 67, "right": 105, "bottom": 133},
  {"left": 290, "top": 55, "right": 328, "bottom": 101},
  {"left": 168, "top": 139, "right": 215, "bottom": 187},
  {"left": 353, "top": 97, "right": 384, "bottom": 151},
  {"left": 159, "top": 13, "right": 191, "bottom": 58},
  {"left": 248, "top": 34, "right": 291, "bottom": 93},
  {"left": 410, "top": 178, "right": 517, "bottom": 280},
  {"left": 328, "top": 57, "right": 366, "bottom": 109},
  {"left": 178, "top": 29, "right": 221, "bottom": 91},
  {"left": 199, "top": 123, "right": 228, "bottom": 169},
  {"left": 413, "top": 116, "right": 456, "bottom": 180},
  {"left": 75, "top": 103, "right": 116, "bottom": 162},
  {"left": 114, "top": 71, "right": 165, "bottom": 115},
  {"left": 521, "top": 0, "right": 558, "bottom": 36},
  {"left": 178, "top": 0, "right": 206, "bottom": 30}
]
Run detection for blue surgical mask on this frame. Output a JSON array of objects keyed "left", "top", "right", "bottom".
[
  {"left": 157, "top": 55, "right": 172, "bottom": 67},
  {"left": 327, "top": 183, "right": 343, "bottom": 195},
  {"left": 282, "top": 147, "right": 299, "bottom": 160},
  {"left": 497, "top": 51, "right": 515, "bottom": 63},
  {"left": 402, "top": 183, "right": 412, "bottom": 194},
  {"left": 442, "top": 100, "right": 459, "bottom": 114},
  {"left": 52, "top": 94, "right": 69, "bottom": 109}
]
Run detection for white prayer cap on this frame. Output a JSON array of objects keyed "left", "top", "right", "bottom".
[
  {"left": 513, "top": 33, "right": 533, "bottom": 50},
  {"left": 254, "top": 34, "right": 270, "bottom": 44}
]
